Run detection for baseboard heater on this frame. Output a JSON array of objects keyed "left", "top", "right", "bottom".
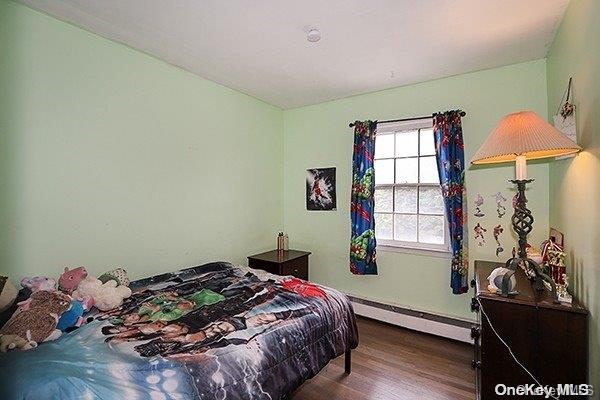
[{"left": 348, "top": 295, "right": 474, "bottom": 343}]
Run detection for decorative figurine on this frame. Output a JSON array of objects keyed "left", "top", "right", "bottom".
[
  {"left": 547, "top": 249, "right": 567, "bottom": 286},
  {"left": 492, "top": 192, "right": 507, "bottom": 218},
  {"left": 474, "top": 223, "right": 487, "bottom": 246},
  {"left": 474, "top": 193, "right": 485, "bottom": 217},
  {"left": 557, "top": 273, "right": 572, "bottom": 304},
  {"left": 493, "top": 224, "right": 504, "bottom": 257}
]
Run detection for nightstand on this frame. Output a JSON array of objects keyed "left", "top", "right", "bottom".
[{"left": 247, "top": 250, "right": 311, "bottom": 280}]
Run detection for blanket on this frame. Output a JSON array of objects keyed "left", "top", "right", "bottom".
[{"left": 0, "top": 262, "right": 358, "bottom": 399}]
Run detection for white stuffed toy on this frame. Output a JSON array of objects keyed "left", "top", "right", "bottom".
[{"left": 73, "top": 276, "right": 132, "bottom": 311}]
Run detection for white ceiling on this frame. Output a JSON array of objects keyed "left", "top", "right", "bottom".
[{"left": 19, "top": 0, "right": 569, "bottom": 109}]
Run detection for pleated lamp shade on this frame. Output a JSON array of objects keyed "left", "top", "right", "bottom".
[{"left": 471, "top": 111, "right": 581, "bottom": 164}]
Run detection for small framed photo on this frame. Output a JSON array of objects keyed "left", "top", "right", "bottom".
[{"left": 306, "top": 167, "right": 336, "bottom": 211}]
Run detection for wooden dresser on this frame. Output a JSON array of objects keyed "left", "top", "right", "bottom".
[
  {"left": 248, "top": 250, "right": 310, "bottom": 280},
  {"left": 471, "top": 260, "right": 589, "bottom": 399}
]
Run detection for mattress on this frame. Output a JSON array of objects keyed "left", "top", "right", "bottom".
[{"left": 0, "top": 262, "right": 359, "bottom": 399}]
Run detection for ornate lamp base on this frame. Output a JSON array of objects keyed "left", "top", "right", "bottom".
[{"left": 500, "top": 179, "right": 559, "bottom": 303}]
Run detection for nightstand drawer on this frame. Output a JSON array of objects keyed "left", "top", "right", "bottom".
[{"left": 281, "top": 258, "right": 308, "bottom": 280}]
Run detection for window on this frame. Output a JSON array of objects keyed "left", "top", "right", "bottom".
[{"left": 373, "top": 119, "right": 449, "bottom": 253}]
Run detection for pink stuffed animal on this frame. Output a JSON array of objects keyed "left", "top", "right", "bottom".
[
  {"left": 20, "top": 277, "right": 56, "bottom": 292},
  {"left": 58, "top": 267, "right": 88, "bottom": 294}
]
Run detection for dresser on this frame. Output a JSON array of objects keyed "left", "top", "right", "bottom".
[
  {"left": 247, "top": 250, "right": 311, "bottom": 280},
  {"left": 471, "top": 261, "right": 589, "bottom": 399}
]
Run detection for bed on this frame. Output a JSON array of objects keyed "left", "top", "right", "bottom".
[{"left": 0, "top": 262, "right": 359, "bottom": 399}]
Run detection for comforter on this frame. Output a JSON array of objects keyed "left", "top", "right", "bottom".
[{"left": 0, "top": 262, "right": 358, "bottom": 399}]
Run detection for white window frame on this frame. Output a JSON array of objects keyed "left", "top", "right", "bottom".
[{"left": 374, "top": 118, "right": 451, "bottom": 257}]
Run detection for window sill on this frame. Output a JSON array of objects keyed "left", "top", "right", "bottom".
[{"left": 377, "top": 244, "right": 452, "bottom": 259}]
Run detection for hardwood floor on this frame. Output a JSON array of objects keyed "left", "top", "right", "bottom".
[{"left": 291, "top": 317, "right": 475, "bottom": 400}]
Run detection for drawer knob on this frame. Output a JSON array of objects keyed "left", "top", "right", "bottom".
[
  {"left": 471, "top": 360, "right": 481, "bottom": 369},
  {"left": 470, "top": 298, "right": 479, "bottom": 313},
  {"left": 470, "top": 326, "right": 480, "bottom": 339}
]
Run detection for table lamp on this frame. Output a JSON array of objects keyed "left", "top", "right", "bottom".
[{"left": 471, "top": 110, "right": 581, "bottom": 301}]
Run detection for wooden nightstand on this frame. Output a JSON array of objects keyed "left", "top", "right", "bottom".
[{"left": 247, "top": 250, "right": 311, "bottom": 280}]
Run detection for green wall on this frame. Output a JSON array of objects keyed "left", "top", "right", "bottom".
[
  {"left": 0, "top": 1, "right": 283, "bottom": 282},
  {"left": 546, "top": 0, "right": 600, "bottom": 389},
  {"left": 283, "top": 60, "right": 549, "bottom": 320}
]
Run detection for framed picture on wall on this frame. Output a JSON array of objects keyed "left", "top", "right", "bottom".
[{"left": 306, "top": 167, "right": 336, "bottom": 211}]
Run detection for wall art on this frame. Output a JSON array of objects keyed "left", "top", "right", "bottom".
[{"left": 306, "top": 167, "right": 336, "bottom": 211}]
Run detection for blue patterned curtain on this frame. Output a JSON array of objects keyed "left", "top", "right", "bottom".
[
  {"left": 433, "top": 111, "right": 468, "bottom": 294},
  {"left": 350, "top": 121, "right": 378, "bottom": 275}
]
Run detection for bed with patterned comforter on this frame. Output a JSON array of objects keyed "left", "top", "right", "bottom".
[{"left": 0, "top": 262, "right": 358, "bottom": 399}]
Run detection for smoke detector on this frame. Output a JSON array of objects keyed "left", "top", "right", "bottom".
[{"left": 307, "top": 29, "right": 321, "bottom": 43}]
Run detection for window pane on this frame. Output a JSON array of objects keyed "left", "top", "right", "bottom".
[
  {"left": 375, "top": 134, "right": 394, "bottom": 159},
  {"left": 419, "top": 186, "right": 445, "bottom": 214},
  {"left": 374, "top": 159, "right": 394, "bottom": 184},
  {"left": 395, "top": 158, "right": 418, "bottom": 183},
  {"left": 394, "top": 186, "right": 417, "bottom": 213},
  {"left": 394, "top": 214, "right": 417, "bottom": 242},
  {"left": 375, "top": 213, "right": 393, "bottom": 240},
  {"left": 418, "top": 215, "right": 445, "bottom": 244},
  {"left": 374, "top": 187, "right": 393, "bottom": 212},
  {"left": 419, "top": 156, "right": 439, "bottom": 184},
  {"left": 395, "top": 131, "right": 418, "bottom": 157},
  {"left": 420, "top": 129, "right": 436, "bottom": 156}
]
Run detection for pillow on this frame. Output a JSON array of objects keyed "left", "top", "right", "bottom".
[{"left": 0, "top": 277, "right": 19, "bottom": 326}]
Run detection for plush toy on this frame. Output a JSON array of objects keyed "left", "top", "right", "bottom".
[
  {"left": 56, "top": 296, "right": 94, "bottom": 332},
  {"left": 58, "top": 267, "right": 88, "bottom": 294},
  {"left": 99, "top": 268, "right": 130, "bottom": 287},
  {"left": 0, "top": 290, "right": 71, "bottom": 344},
  {"left": 0, "top": 277, "right": 18, "bottom": 313},
  {"left": 73, "top": 277, "right": 132, "bottom": 311},
  {"left": 0, "top": 333, "right": 37, "bottom": 352},
  {"left": 20, "top": 276, "right": 56, "bottom": 292}
]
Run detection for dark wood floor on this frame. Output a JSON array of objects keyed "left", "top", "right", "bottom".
[{"left": 291, "top": 317, "right": 475, "bottom": 400}]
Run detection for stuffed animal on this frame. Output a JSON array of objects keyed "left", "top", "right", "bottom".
[
  {"left": 99, "top": 268, "right": 130, "bottom": 287},
  {"left": 0, "top": 277, "right": 18, "bottom": 313},
  {"left": 73, "top": 277, "right": 132, "bottom": 311},
  {"left": 58, "top": 267, "right": 88, "bottom": 294},
  {"left": 20, "top": 276, "right": 56, "bottom": 292},
  {"left": 0, "top": 333, "right": 37, "bottom": 352},
  {"left": 56, "top": 296, "right": 94, "bottom": 332},
  {"left": 0, "top": 290, "right": 71, "bottom": 344}
]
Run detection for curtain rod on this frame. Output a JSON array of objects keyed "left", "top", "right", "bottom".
[{"left": 348, "top": 110, "right": 466, "bottom": 128}]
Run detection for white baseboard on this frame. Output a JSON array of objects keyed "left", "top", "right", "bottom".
[{"left": 352, "top": 301, "right": 473, "bottom": 343}]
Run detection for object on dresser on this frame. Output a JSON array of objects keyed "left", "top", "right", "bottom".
[
  {"left": 486, "top": 267, "right": 517, "bottom": 295},
  {"left": 248, "top": 250, "right": 311, "bottom": 280},
  {"left": 276, "top": 232, "right": 290, "bottom": 251},
  {"left": 472, "top": 261, "right": 588, "bottom": 399},
  {"left": 546, "top": 249, "right": 571, "bottom": 303}
]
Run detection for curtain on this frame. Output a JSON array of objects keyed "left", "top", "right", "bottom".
[
  {"left": 433, "top": 111, "right": 468, "bottom": 294},
  {"left": 350, "top": 121, "right": 378, "bottom": 275}
]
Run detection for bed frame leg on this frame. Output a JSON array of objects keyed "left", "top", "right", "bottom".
[{"left": 344, "top": 350, "right": 351, "bottom": 374}]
